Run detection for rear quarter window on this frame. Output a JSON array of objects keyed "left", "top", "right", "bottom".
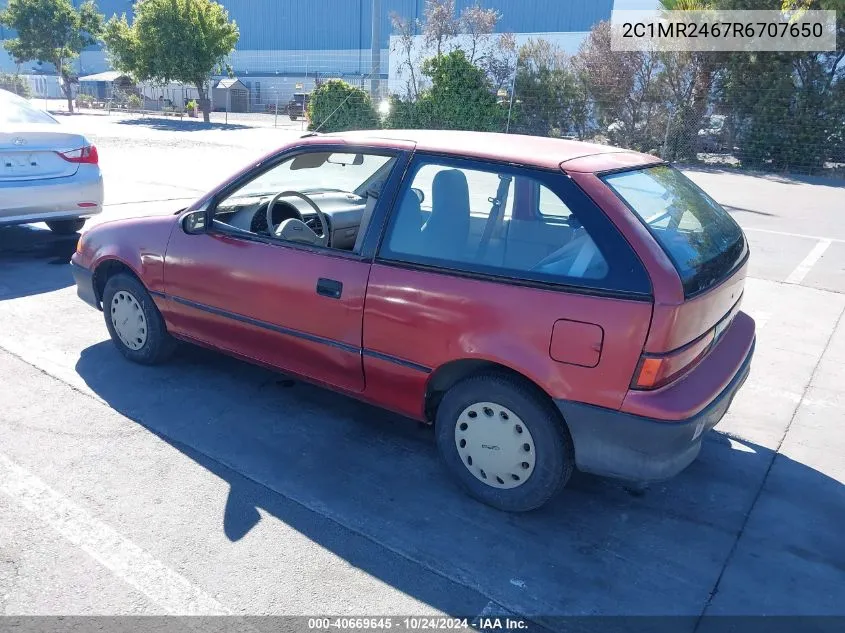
[
  {"left": 603, "top": 165, "right": 746, "bottom": 297},
  {"left": 0, "top": 92, "right": 59, "bottom": 126}
]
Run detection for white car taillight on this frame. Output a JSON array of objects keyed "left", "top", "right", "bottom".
[{"left": 57, "top": 145, "right": 99, "bottom": 165}]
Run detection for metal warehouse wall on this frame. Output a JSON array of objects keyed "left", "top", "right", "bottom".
[
  {"left": 1, "top": 0, "right": 613, "bottom": 49},
  {"left": 218, "top": 0, "right": 613, "bottom": 50}
]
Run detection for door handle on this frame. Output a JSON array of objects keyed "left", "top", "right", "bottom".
[{"left": 316, "top": 277, "right": 343, "bottom": 299}]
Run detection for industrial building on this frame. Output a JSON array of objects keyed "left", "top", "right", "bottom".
[{"left": 1, "top": 0, "right": 641, "bottom": 106}]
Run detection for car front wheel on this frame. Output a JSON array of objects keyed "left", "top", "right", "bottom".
[
  {"left": 46, "top": 218, "right": 86, "bottom": 234},
  {"left": 436, "top": 373, "right": 574, "bottom": 512},
  {"left": 102, "top": 273, "right": 176, "bottom": 365}
]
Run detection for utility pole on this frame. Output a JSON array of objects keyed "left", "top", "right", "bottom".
[{"left": 370, "top": 0, "right": 381, "bottom": 100}]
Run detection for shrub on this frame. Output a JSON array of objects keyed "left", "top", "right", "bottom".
[
  {"left": 419, "top": 50, "right": 506, "bottom": 131},
  {"left": 383, "top": 94, "right": 426, "bottom": 129},
  {"left": 76, "top": 93, "right": 94, "bottom": 107},
  {"left": 127, "top": 93, "right": 143, "bottom": 109},
  {"left": 306, "top": 79, "right": 379, "bottom": 132},
  {"left": 0, "top": 72, "right": 31, "bottom": 98},
  {"left": 383, "top": 50, "right": 507, "bottom": 133}
]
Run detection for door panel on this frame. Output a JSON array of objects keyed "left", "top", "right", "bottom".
[
  {"left": 364, "top": 263, "right": 652, "bottom": 411},
  {"left": 163, "top": 229, "right": 368, "bottom": 392}
]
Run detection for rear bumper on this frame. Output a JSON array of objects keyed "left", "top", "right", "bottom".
[
  {"left": 0, "top": 165, "right": 103, "bottom": 226},
  {"left": 70, "top": 259, "right": 99, "bottom": 310},
  {"left": 557, "top": 337, "right": 754, "bottom": 482}
]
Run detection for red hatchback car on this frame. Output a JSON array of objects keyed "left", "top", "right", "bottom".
[{"left": 71, "top": 130, "right": 755, "bottom": 512}]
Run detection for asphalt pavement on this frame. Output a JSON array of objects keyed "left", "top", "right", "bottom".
[{"left": 1, "top": 113, "right": 844, "bottom": 629}]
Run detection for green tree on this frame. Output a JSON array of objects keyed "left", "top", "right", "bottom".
[
  {"left": 0, "top": 71, "right": 32, "bottom": 97},
  {"left": 306, "top": 79, "right": 380, "bottom": 132},
  {"left": 104, "top": 0, "right": 238, "bottom": 123},
  {"left": 656, "top": 0, "right": 719, "bottom": 160},
  {"left": 0, "top": 0, "right": 103, "bottom": 113},
  {"left": 512, "top": 39, "right": 587, "bottom": 138},
  {"left": 573, "top": 21, "right": 666, "bottom": 151},
  {"left": 385, "top": 50, "right": 506, "bottom": 131},
  {"left": 712, "top": 0, "right": 844, "bottom": 172},
  {"left": 418, "top": 49, "right": 506, "bottom": 131}
]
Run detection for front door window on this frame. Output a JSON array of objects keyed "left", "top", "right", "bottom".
[{"left": 212, "top": 150, "right": 398, "bottom": 252}]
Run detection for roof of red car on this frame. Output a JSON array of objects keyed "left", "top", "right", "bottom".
[{"left": 322, "top": 129, "right": 662, "bottom": 173}]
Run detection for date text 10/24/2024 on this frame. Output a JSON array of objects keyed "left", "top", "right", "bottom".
[{"left": 307, "top": 617, "right": 531, "bottom": 631}]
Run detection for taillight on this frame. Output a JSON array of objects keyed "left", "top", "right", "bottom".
[
  {"left": 57, "top": 145, "right": 98, "bottom": 164},
  {"left": 631, "top": 297, "right": 742, "bottom": 390},
  {"left": 631, "top": 331, "right": 715, "bottom": 390}
]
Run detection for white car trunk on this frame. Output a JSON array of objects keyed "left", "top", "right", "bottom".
[{"left": 0, "top": 126, "right": 83, "bottom": 182}]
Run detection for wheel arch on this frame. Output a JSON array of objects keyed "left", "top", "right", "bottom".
[
  {"left": 424, "top": 359, "right": 564, "bottom": 427},
  {"left": 92, "top": 258, "right": 144, "bottom": 307}
]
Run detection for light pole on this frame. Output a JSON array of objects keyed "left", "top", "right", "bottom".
[{"left": 371, "top": 0, "right": 381, "bottom": 99}]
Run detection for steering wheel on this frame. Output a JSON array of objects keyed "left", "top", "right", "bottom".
[{"left": 266, "top": 190, "right": 331, "bottom": 247}]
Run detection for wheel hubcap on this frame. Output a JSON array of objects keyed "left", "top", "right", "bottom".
[
  {"left": 454, "top": 402, "right": 536, "bottom": 489},
  {"left": 110, "top": 291, "right": 147, "bottom": 351}
]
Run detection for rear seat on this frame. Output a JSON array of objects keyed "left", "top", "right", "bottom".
[{"left": 501, "top": 218, "right": 575, "bottom": 271}]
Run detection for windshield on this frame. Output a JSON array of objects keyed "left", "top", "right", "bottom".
[
  {"left": 0, "top": 91, "right": 59, "bottom": 126},
  {"left": 603, "top": 165, "right": 745, "bottom": 297},
  {"left": 233, "top": 152, "right": 393, "bottom": 200}
]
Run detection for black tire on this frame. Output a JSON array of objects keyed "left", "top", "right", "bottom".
[
  {"left": 435, "top": 372, "right": 574, "bottom": 512},
  {"left": 102, "top": 272, "right": 176, "bottom": 365},
  {"left": 290, "top": 115, "right": 298, "bottom": 121},
  {"left": 46, "top": 218, "right": 86, "bottom": 234}
]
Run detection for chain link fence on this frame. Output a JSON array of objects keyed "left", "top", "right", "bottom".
[
  {"left": 45, "top": 10, "right": 844, "bottom": 180},
  {"left": 375, "top": 24, "right": 844, "bottom": 179}
]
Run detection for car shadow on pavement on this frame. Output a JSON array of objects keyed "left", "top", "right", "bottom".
[
  {"left": 0, "top": 225, "right": 77, "bottom": 300},
  {"left": 74, "top": 339, "right": 845, "bottom": 622},
  {"left": 116, "top": 116, "right": 252, "bottom": 132}
]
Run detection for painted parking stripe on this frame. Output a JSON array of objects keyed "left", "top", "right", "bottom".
[
  {"left": 785, "top": 239, "right": 832, "bottom": 285},
  {"left": 0, "top": 452, "right": 231, "bottom": 615},
  {"left": 742, "top": 226, "right": 845, "bottom": 244}
]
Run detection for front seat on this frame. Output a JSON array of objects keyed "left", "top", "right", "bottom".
[{"left": 421, "top": 169, "right": 471, "bottom": 260}]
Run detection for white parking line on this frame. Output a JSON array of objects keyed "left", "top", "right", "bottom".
[
  {"left": 0, "top": 452, "right": 230, "bottom": 615},
  {"left": 742, "top": 226, "right": 845, "bottom": 244},
  {"left": 785, "top": 239, "right": 832, "bottom": 285}
]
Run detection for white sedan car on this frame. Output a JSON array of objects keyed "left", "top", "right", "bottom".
[{"left": 0, "top": 88, "right": 103, "bottom": 234}]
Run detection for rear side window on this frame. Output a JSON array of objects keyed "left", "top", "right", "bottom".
[
  {"left": 379, "top": 155, "right": 651, "bottom": 297},
  {"left": 603, "top": 165, "right": 746, "bottom": 296}
]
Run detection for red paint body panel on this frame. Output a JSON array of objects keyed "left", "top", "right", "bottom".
[
  {"left": 332, "top": 129, "right": 633, "bottom": 170},
  {"left": 79, "top": 214, "right": 177, "bottom": 295},
  {"left": 621, "top": 310, "right": 755, "bottom": 420},
  {"left": 561, "top": 150, "right": 663, "bottom": 173},
  {"left": 363, "top": 263, "right": 652, "bottom": 412},
  {"left": 647, "top": 260, "right": 748, "bottom": 352},
  {"left": 163, "top": 229, "right": 369, "bottom": 392},
  {"left": 549, "top": 320, "right": 604, "bottom": 368},
  {"left": 361, "top": 355, "right": 432, "bottom": 420}
]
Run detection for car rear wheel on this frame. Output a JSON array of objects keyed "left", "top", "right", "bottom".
[
  {"left": 435, "top": 373, "right": 574, "bottom": 512},
  {"left": 102, "top": 273, "right": 175, "bottom": 365},
  {"left": 46, "top": 218, "right": 86, "bottom": 234}
]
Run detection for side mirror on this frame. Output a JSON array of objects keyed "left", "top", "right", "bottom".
[
  {"left": 411, "top": 187, "right": 425, "bottom": 204},
  {"left": 182, "top": 209, "right": 207, "bottom": 234}
]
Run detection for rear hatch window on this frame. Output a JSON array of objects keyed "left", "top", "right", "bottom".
[
  {"left": 603, "top": 165, "right": 746, "bottom": 297},
  {"left": 0, "top": 94, "right": 59, "bottom": 126}
]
